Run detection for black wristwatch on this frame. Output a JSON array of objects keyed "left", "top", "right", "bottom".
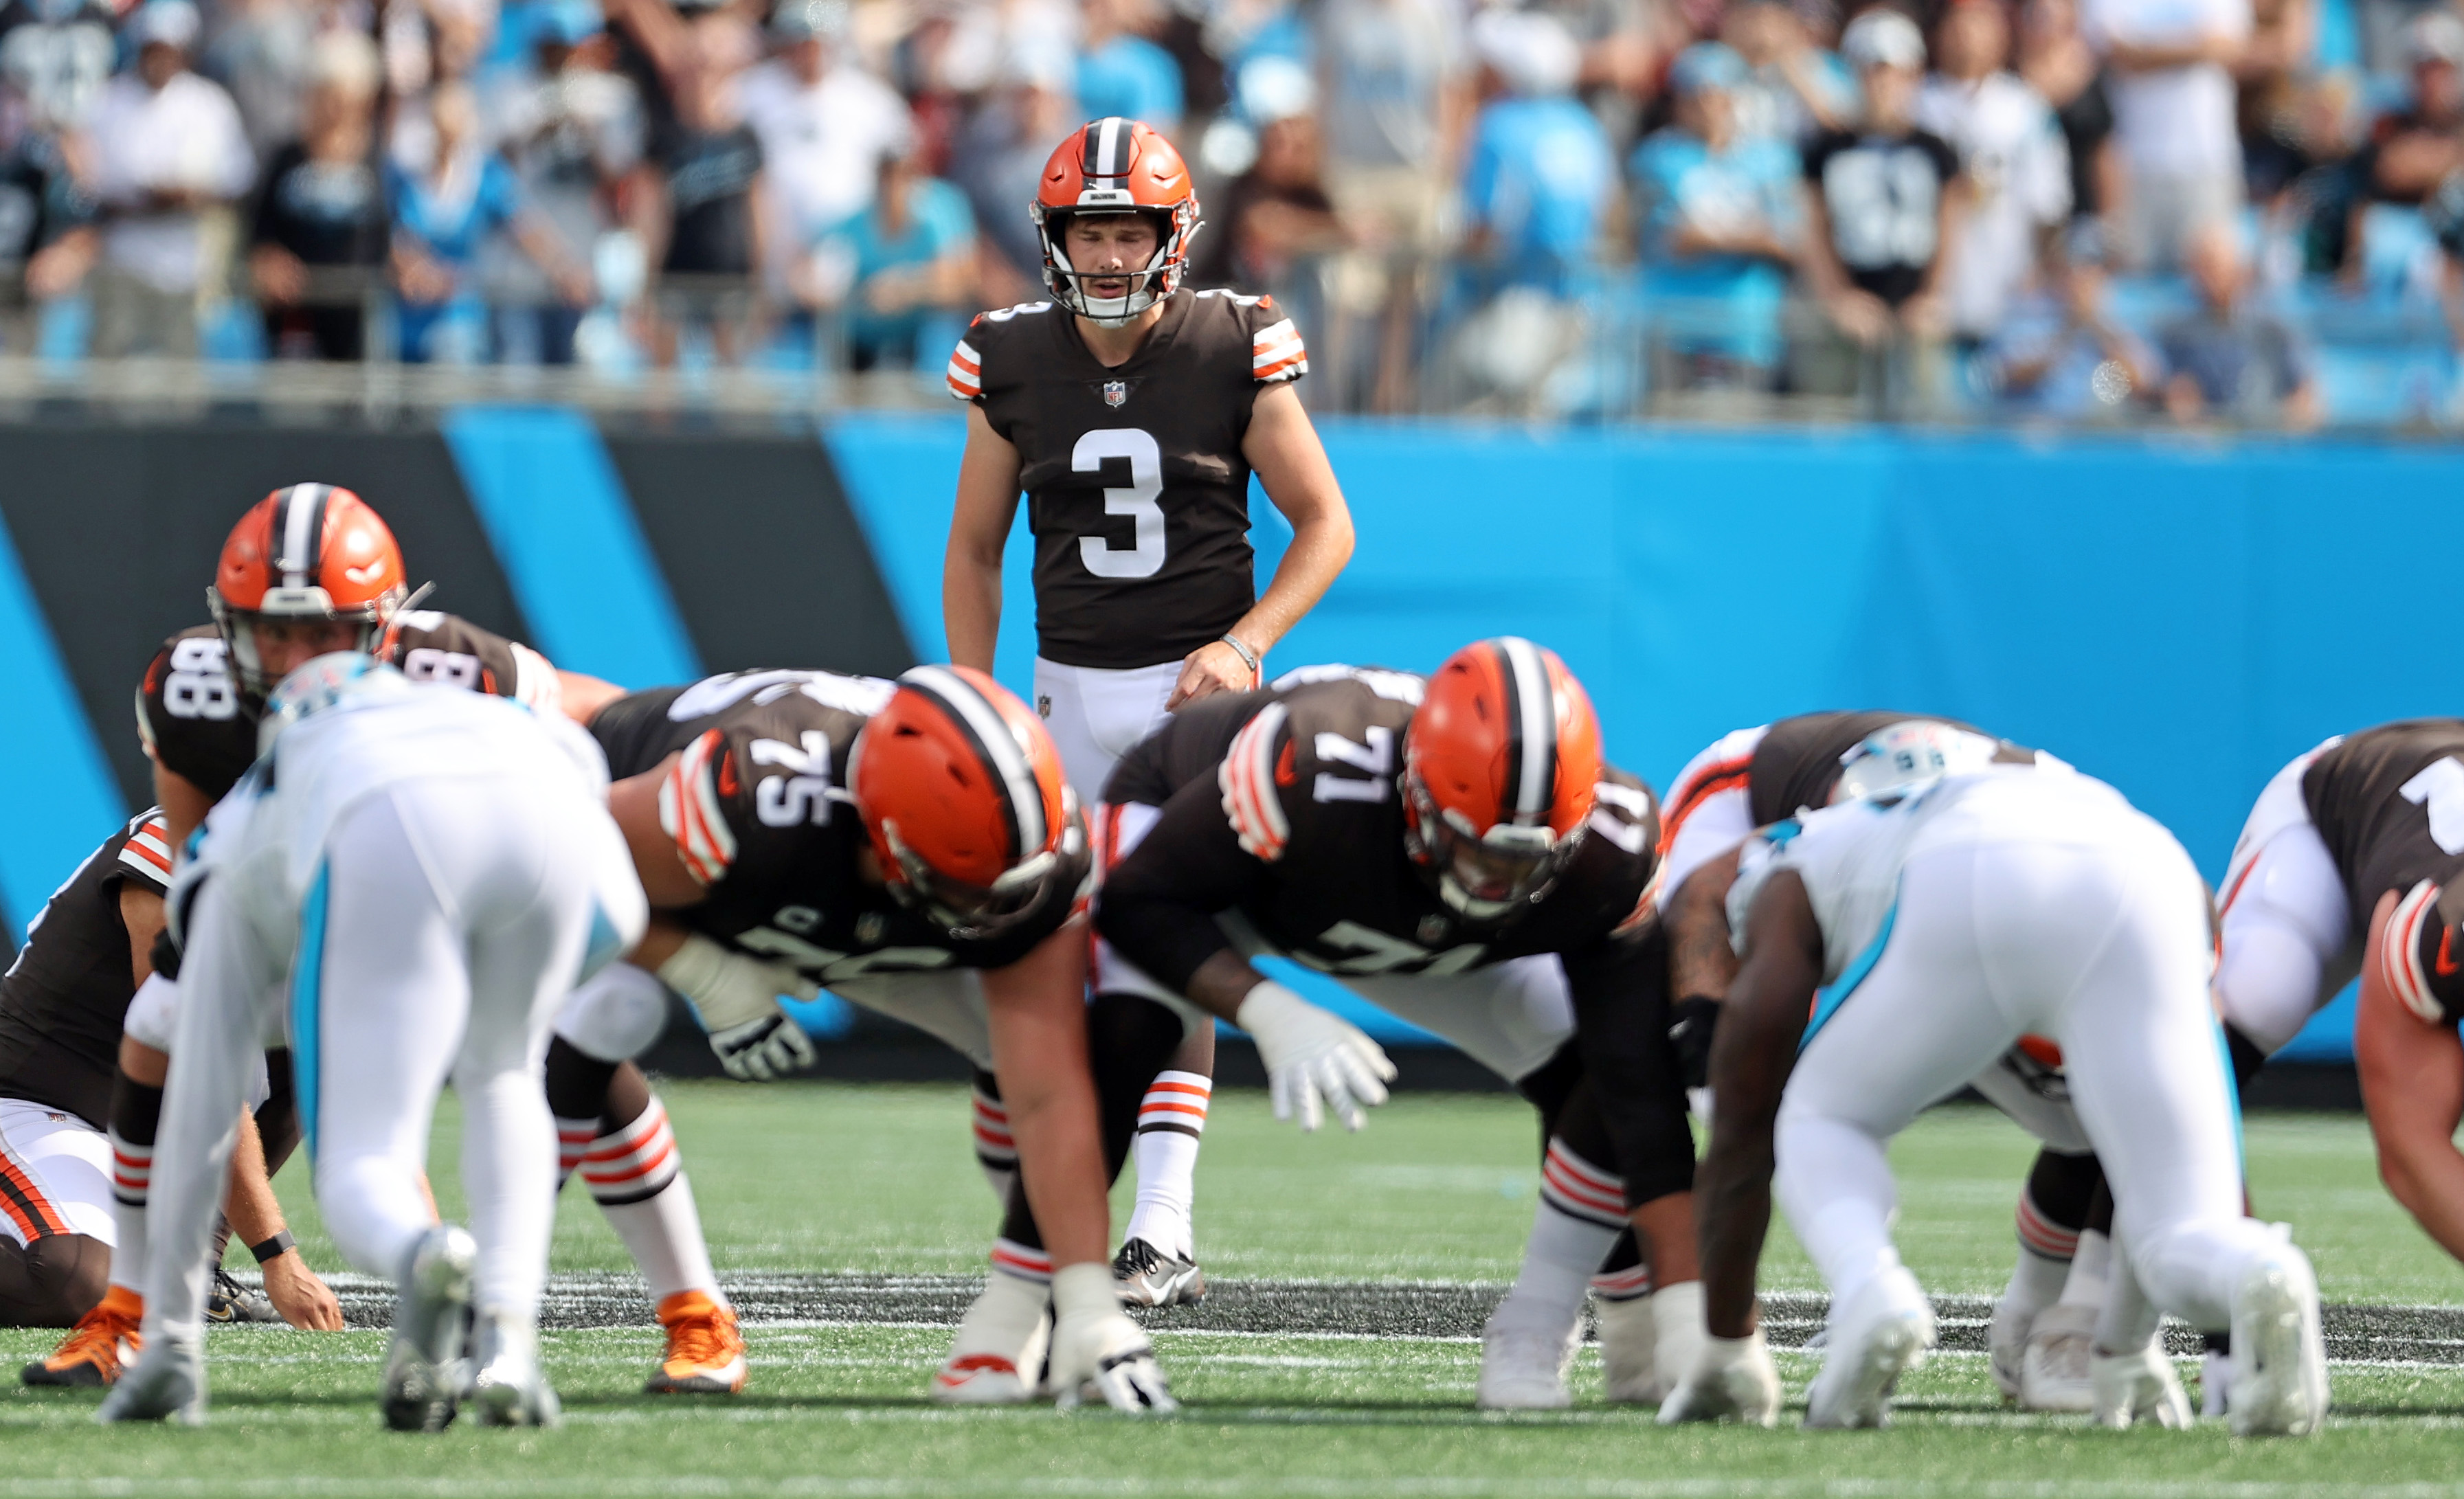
[{"left": 249, "top": 1230, "right": 297, "bottom": 1264}]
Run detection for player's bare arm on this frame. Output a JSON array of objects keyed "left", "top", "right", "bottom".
[
  {"left": 554, "top": 670, "right": 627, "bottom": 725},
  {"left": 2355, "top": 889, "right": 2464, "bottom": 1261},
  {"left": 153, "top": 764, "right": 219, "bottom": 859},
  {"left": 1168, "top": 387, "right": 1355, "bottom": 711},
  {"left": 944, "top": 405, "right": 1024, "bottom": 673},
  {"left": 1692, "top": 869, "right": 1820, "bottom": 1341},
  {"left": 980, "top": 924, "right": 1110, "bottom": 1268}
]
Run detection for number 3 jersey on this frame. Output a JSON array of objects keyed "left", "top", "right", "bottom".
[
  {"left": 587, "top": 670, "right": 1092, "bottom": 981},
  {"left": 137, "top": 611, "right": 561, "bottom": 803},
  {"left": 1094, "top": 672, "right": 1664, "bottom": 1004},
  {"left": 947, "top": 288, "right": 1308, "bottom": 671}
]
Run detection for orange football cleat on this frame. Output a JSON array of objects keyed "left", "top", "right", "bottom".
[
  {"left": 645, "top": 1290, "right": 746, "bottom": 1395},
  {"left": 23, "top": 1285, "right": 143, "bottom": 1388}
]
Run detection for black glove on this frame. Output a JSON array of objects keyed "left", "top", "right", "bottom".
[
  {"left": 150, "top": 925, "right": 184, "bottom": 981},
  {"left": 1668, "top": 995, "right": 1721, "bottom": 1092}
]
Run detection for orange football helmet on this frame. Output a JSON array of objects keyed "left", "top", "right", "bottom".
[
  {"left": 1030, "top": 117, "right": 1201, "bottom": 326},
  {"left": 1403, "top": 638, "right": 1603, "bottom": 921},
  {"left": 849, "top": 666, "right": 1084, "bottom": 938},
  {"left": 206, "top": 484, "right": 411, "bottom": 697}
]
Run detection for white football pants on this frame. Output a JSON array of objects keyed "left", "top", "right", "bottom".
[
  {"left": 2213, "top": 742, "right": 2359, "bottom": 1055},
  {"left": 1773, "top": 807, "right": 2276, "bottom": 1349},
  {"left": 1031, "top": 656, "right": 1183, "bottom": 807},
  {"left": 145, "top": 777, "right": 642, "bottom": 1344}
]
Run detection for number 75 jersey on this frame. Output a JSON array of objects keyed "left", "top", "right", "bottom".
[{"left": 948, "top": 288, "right": 1307, "bottom": 673}]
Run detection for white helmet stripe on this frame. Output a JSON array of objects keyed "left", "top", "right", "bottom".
[
  {"left": 899, "top": 666, "right": 1046, "bottom": 856},
  {"left": 1498, "top": 636, "right": 1555, "bottom": 824},
  {"left": 1093, "top": 116, "right": 1124, "bottom": 177},
  {"left": 277, "top": 483, "right": 327, "bottom": 590}
]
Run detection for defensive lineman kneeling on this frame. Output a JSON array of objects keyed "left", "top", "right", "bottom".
[
  {"left": 1663, "top": 758, "right": 2328, "bottom": 1436},
  {"left": 102, "top": 655, "right": 647, "bottom": 1430}
]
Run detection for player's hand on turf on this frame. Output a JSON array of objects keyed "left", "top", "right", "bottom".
[
  {"left": 1657, "top": 1331, "right": 1781, "bottom": 1426},
  {"left": 263, "top": 1250, "right": 345, "bottom": 1331},
  {"left": 708, "top": 1012, "right": 820, "bottom": 1081},
  {"left": 1235, "top": 980, "right": 1396, "bottom": 1132},
  {"left": 1049, "top": 1265, "right": 1178, "bottom": 1414},
  {"left": 658, "top": 934, "right": 822, "bottom": 1082},
  {"left": 2090, "top": 1338, "right": 2193, "bottom": 1429}
]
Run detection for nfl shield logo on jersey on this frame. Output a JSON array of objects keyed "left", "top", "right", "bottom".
[{"left": 1104, "top": 380, "right": 1128, "bottom": 408}]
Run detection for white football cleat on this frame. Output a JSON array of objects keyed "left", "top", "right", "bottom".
[
  {"left": 1112, "top": 1239, "right": 1206, "bottom": 1308},
  {"left": 1475, "top": 1314, "right": 1578, "bottom": 1410},
  {"left": 2228, "top": 1240, "right": 2327, "bottom": 1437},
  {"left": 2018, "top": 1302, "right": 2098, "bottom": 1412},
  {"left": 931, "top": 1272, "right": 1051, "bottom": 1406},
  {"left": 1804, "top": 1266, "right": 1934, "bottom": 1430},
  {"left": 2090, "top": 1337, "right": 2193, "bottom": 1428},
  {"left": 1593, "top": 1294, "right": 1660, "bottom": 1405},
  {"left": 96, "top": 1332, "right": 204, "bottom": 1426},
  {"left": 381, "top": 1224, "right": 476, "bottom": 1434},
  {"left": 469, "top": 1311, "right": 561, "bottom": 1428},
  {"left": 1987, "top": 1292, "right": 2032, "bottom": 1401}
]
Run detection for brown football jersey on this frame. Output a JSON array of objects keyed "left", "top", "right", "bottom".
[
  {"left": 2301, "top": 719, "right": 2464, "bottom": 935},
  {"left": 136, "top": 612, "right": 555, "bottom": 803},
  {"left": 1746, "top": 711, "right": 2025, "bottom": 826},
  {"left": 0, "top": 809, "right": 172, "bottom": 1126},
  {"left": 948, "top": 288, "right": 1308, "bottom": 670}
]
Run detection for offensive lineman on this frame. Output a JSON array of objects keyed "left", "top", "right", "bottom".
[
  {"left": 1094, "top": 641, "right": 1706, "bottom": 1407},
  {"left": 2215, "top": 721, "right": 2464, "bottom": 1293},
  {"left": 118, "top": 486, "right": 747, "bottom": 1394},
  {"left": 103, "top": 654, "right": 648, "bottom": 1429},
  {"left": 582, "top": 665, "right": 1174, "bottom": 1410},
  {"left": 1654, "top": 713, "right": 2117, "bottom": 1411},
  {"left": 943, "top": 116, "right": 1354, "bottom": 1302},
  {"left": 1661, "top": 749, "right": 2327, "bottom": 1435}
]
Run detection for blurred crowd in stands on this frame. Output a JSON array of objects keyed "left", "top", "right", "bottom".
[{"left": 1, "top": 0, "right": 2461, "bottom": 424}]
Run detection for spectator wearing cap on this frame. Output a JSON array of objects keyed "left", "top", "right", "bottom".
[
  {"left": 387, "top": 78, "right": 592, "bottom": 361},
  {"left": 2083, "top": 0, "right": 2248, "bottom": 269},
  {"left": 1631, "top": 41, "right": 1801, "bottom": 383},
  {"left": 1917, "top": 0, "right": 2071, "bottom": 349},
  {"left": 1186, "top": 56, "right": 1347, "bottom": 299},
  {"left": 1076, "top": 0, "right": 1183, "bottom": 134},
  {"left": 796, "top": 142, "right": 976, "bottom": 370},
  {"left": 2155, "top": 219, "right": 2316, "bottom": 424},
  {"left": 1461, "top": 9, "right": 1613, "bottom": 294},
  {"left": 740, "top": 0, "right": 911, "bottom": 291},
  {"left": 484, "top": 0, "right": 642, "bottom": 363},
  {"left": 1723, "top": 0, "right": 1857, "bottom": 143},
  {"left": 77, "top": 0, "right": 254, "bottom": 358},
  {"left": 1797, "top": 8, "right": 1967, "bottom": 412},
  {"left": 249, "top": 29, "right": 388, "bottom": 359},
  {"left": 2358, "top": 12, "right": 2464, "bottom": 205},
  {"left": 1317, "top": 0, "right": 1470, "bottom": 410}
]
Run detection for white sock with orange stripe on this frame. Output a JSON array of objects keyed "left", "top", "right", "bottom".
[
  {"left": 557, "top": 1098, "right": 724, "bottom": 1308},
  {"left": 1493, "top": 1139, "right": 1628, "bottom": 1334},
  {"left": 1123, "top": 1070, "right": 1207, "bottom": 1261},
  {"left": 971, "top": 1077, "right": 1017, "bottom": 1206},
  {"left": 106, "top": 1125, "right": 150, "bottom": 1298},
  {"left": 990, "top": 1238, "right": 1052, "bottom": 1285},
  {"left": 2055, "top": 1227, "right": 2112, "bottom": 1310},
  {"left": 2004, "top": 1183, "right": 2079, "bottom": 1323}
]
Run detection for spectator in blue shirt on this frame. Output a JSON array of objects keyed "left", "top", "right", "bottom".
[
  {"left": 387, "top": 80, "right": 592, "bottom": 362},
  {"left": 1077, "top": 0, "right": 1184, "bottom": 133},
  {"left": 1459, "top": 9, "right": 1614, "bottom": 293},
  {"left": 798, "top": 146, "right": 978, "bottom": 370},
  {"left": 1631, "top": 41, "right": 1802, "bottom": 376}
]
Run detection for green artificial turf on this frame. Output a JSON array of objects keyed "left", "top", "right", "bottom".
[{"left": 4, "top": 1083, "right": 2461, "bottom": 1497}]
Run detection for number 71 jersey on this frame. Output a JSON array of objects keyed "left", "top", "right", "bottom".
[{"left": 948, "top": 288, "right": 1307, "bottom": 672}]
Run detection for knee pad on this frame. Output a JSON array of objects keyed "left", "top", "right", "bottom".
[{"left": 554, "top": 964, "right": 672, "bottom": 1063}]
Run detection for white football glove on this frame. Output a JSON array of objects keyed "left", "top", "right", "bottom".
[
  {"left": 2091, "top": 1338, "right": 2193, "bottom": 1429},
  {"left": 1657, "top": 1329, "right": 1782, "bottom": 1426},
  {"left": 656, "top": 934, "right": 820, "bottom": 1082},
  {"left": 1235, "top": 980, "right": 1397, "bottom": 1132},
  {"left": 1049, "top": 1264, "right": 1178, "bottom": 1414}
]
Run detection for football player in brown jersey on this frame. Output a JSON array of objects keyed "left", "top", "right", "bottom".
[
  {"left": 109, "top": 486, "right": 748, "bottom": 1397},
  {"left": 586, "top": 666, "right": 1175, "bottom": 1410},
  {"left": 1653, "top": 714, "right": 2125, "bottom": 1412},
  {"left": 8, "top": 809, "right": 339, "bottom": 1389},
  {"left": 1094, "top": 640, "right": 1705, "bottom": 1409},
  {"left": 942, "top": 116, "right": 1354, "bottom": 1305},
  {"left": 2217, "top": 723, "right": 2464, "bottom": 1356}
]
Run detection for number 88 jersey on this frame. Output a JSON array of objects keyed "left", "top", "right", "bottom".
[{"left": 948, "top": 287, "right": 1308, "bottom": 671}]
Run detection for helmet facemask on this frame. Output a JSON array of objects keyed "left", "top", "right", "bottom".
[
  {"left": 208, "top": 583, "right": 403, "bottom": 700},
  {"left": 1033, "top": 203, "right": 1198, "bottom": 328},
  {"left": 878, "top": 800, "right": 1083, "bottom": 941},
  {"left": 1404, "top": 771, "right": 1584, "bottom": 923}
]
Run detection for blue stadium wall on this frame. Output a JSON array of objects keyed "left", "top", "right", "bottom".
[{"left": 2, "top": 412, "right": 2450, "bottom": 1062}]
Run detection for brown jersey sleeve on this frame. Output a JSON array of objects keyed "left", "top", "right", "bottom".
[
  {"left": 135, "top": 628, "right": 258, "bottom": 804},
  {"left": 381, "top": 610, "right": 561, "bottom": 712}
]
